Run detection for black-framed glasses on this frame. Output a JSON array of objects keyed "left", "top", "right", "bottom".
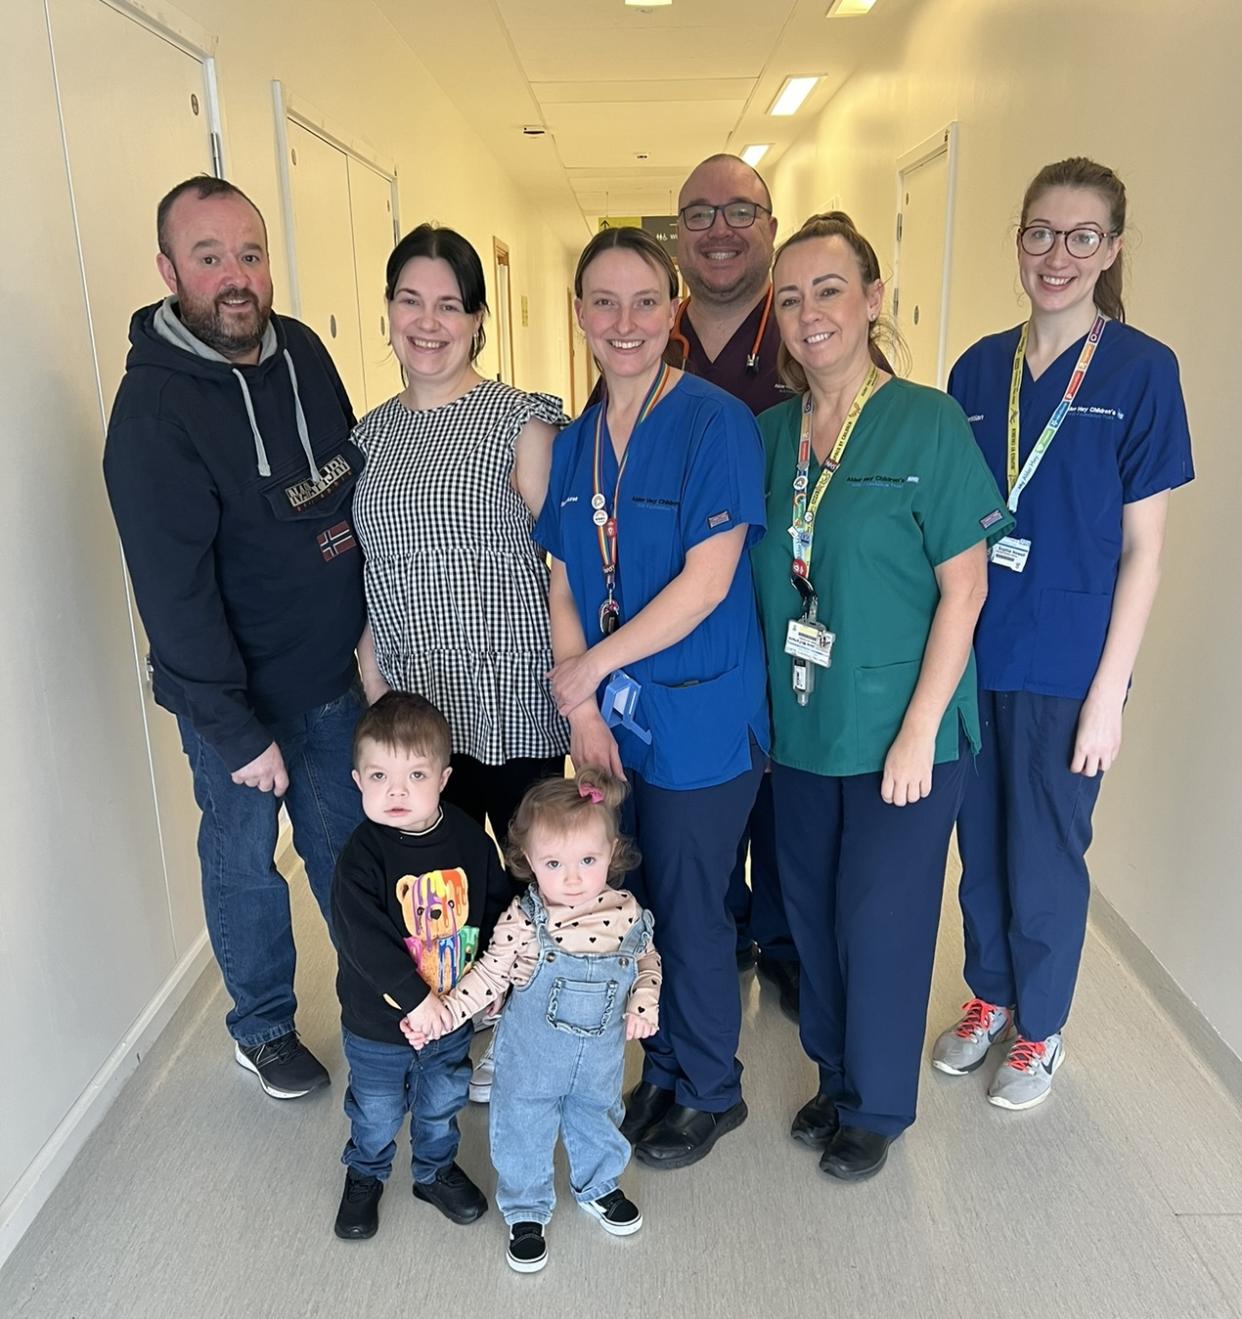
[
  {"left": 679, "top": 201, "right": 771, "bottom": 232},
  {"left": 1019, "top": 224, "right": 1117, "bottom": 258}
]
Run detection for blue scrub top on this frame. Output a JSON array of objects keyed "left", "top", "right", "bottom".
[
  {"left": 535, "top": 373, "right": 770, "bottom": 791},
  {"left": 949, "top": 321, "right": 1194, "bottom": 699}
]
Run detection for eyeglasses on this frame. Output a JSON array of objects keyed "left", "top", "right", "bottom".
[
  {"left": 1018, "top": 225, "right": 1117, "bottom": 258},
  {"left": 679, "top": 201, "right": 771, "bottom": 232}
]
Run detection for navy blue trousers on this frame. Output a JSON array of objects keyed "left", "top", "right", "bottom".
[
  {"left": 726, "top": 773, "right": 799, "bottom": 961},
  {"left": 772, "top": 746, "right": 968, "bottom": 1136},
  {"left": 956, "top": 690, "right": 1102, "bottom": 1041},
  {"left": 624, "top": 741, "right": 765, "bottom": 1112}
]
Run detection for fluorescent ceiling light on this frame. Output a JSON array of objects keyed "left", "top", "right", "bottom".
[
  {"left": 740, "top": 144, "right": 771, "bottom": 167},
  {"left": 625, "top": 0, "right": 672, "bottom": 6},
  {"left": 768, "top": 76, "right": 820, "bottom": 117},
  {"left": 826, "top": 0, "right": 878, "bottom": 15}
]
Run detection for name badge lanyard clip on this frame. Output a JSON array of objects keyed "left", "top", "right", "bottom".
[
  {"left": 994, "top": 313, "right": 1107, "bottom": 572},
  {"left": 593, "top": 361, "right": 672, "bottom": 637},
  {"left": 786, "top": 364, "right": 878, "bottom": 705}
]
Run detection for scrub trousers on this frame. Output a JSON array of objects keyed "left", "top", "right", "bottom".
[
  {"left": 771, "top": 745, "right": 968, "bottom": 1136},
  {"left": 726, "top": 773, "right": 799, "bottom": 961},
  {"left": 956, "top": 690, "right": 1103, "bottom": 1041},
  {"left": 624, "top": 739, "right": 765, "bottom": 1112}
]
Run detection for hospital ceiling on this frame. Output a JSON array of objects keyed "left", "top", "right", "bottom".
[{"left": 374, "top": 0, "right": 922, "bottom": 247}]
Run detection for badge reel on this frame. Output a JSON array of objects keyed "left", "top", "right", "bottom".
[
  {"left": 784, "top": 570, "right": 835, "bottom": 706},
  {"left": 602, "top": 669, "right": 652, "bottom": 744}
]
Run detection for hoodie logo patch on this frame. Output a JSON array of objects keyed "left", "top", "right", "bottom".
[
  {"left": 286, "top": 454, "right": 352, "bottom": 511},
  {"left": 318, "top": 521, "right": 357, "bottom": 561}
]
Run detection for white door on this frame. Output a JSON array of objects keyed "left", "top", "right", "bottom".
[
  {"left": 346, "top": 156, "right": 400, "bottom": 411},
  {"left": 894, "top": 145, "right": 950, "bottom": 387},
  {"left": 286, "top": 121, "right": 367, "bottom": 415},
  {"left": 47, "top": 0, "right": 215, "bottom": 956}
]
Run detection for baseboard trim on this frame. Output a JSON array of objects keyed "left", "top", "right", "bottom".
[
  {"left": 0, "top": 931, "right": 213, "bottom": 1270},
  {"left": 1091, "top": 887, "right": 1242, "bottom": 1106}
]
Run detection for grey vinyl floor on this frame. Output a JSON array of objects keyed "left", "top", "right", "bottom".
[{"left": 3, "top": 847, "right": 1241, "bottom": 1319}]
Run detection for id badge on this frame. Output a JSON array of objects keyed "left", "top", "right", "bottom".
[
  {"left": 785, "top": 618, "right": 835, "bottom": 668},
  {"left": 990, "top": 535, "right": 1031, "bottom": 573}
]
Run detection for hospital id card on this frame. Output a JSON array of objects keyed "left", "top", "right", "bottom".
[
  {"left": 990, "top": 535, "right": 1031, "bottom": 573},
  {"left": 785, "top": 618, "right": 835, "bottom": 668}
]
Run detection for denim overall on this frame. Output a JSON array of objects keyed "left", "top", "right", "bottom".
[{"left": 489, "top": 886, "right": 653, "bottom": 1225}]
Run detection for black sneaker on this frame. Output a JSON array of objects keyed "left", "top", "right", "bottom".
[
  {"left": 579, "top": 1188, "right": 642, "bottom": 1236},
  {"left": 234, "top": 1032, "right": 329, "bottom": 1099},
  {"left": 334, "top": 1170, "right": 382, "bottom": 1240},
  {"left": 507, "top": 1221, "right": 548, "bottom": 1273},
  {"left": 412, "top": 1162, "right": 488, "bottom": 1224}
]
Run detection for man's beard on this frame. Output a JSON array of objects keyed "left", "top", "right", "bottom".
[{"left": 176, "top": 281, "right": 271, "bottom": 358}]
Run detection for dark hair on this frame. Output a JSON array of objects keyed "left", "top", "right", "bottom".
[
  {"left": 1020, "top": 157, "right": 1127, "bottom": 323},
  {"left": 687, "top": 152, "right": 773, "bottom": 212},
  {"left": 385, "top": 224, "right": 489, "bottom": 362},
  {"left": 352, "top": 692, "right": 452, "bottom": 769},
  {"left": 772, "top": 211, "right": 905, "bottom": 389},
  {"left": 574, "top": 227, "right": 679, "bottom": 300},
  {"left": 504, "top": 768, "right": 640, "bottom": 889},
  {"left": 156, "top": 175, "right": 265, "bottom": 260}
]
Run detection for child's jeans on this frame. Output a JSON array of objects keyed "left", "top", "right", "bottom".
[
  {"left": 489, "top": 888, "right": 652, "bottom": 1225},
  {"left": 341, "top": 1023, "right": 472, "bottom": 1184}
]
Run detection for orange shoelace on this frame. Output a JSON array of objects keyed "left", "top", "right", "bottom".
[
  {"left": 1004, "top": 1038, "right": 1047, "bottom": 1071},
  {"left": 953, "top": 998, "right": 999, "bottom": 1039}
]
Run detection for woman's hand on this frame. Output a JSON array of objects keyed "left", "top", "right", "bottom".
[
  {"left": 881, "top": 727, "right": 936, "bottom": 806},
  {"left": 625, "top": 1013, "right": 657, "bottom": 1041},
  {"left": 1071, "top": 685, "right": 1125, "bottom": 777},
  {"left": 549, "top": 651, "right": 605, "bottom": 716},
  {"left": 569, "top": 705, "right": 625, "bottom": 780}
]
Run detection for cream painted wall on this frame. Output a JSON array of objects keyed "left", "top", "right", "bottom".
[
  {"left": 768, "top": 0, "right": 1240, "bottom": 1055},
  {"left": 1, "top": 0, "right": 576, "bottom": 1248}
]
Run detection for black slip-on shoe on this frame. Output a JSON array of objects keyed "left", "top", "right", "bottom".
[
  {"left": 819, "top": 1125, "right": 895, "bottom": 1182},
  {"left": 634, "top": 1099, "right": 748, "bottom": 1171},
  {"left": 791, "top": 1092, "right": 840, "bottom": 1149},
  {"left": 620, "top": 1081, "right": 675, "bottom": 1144}
]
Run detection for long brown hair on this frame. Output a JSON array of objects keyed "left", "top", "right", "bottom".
[
  {"left": 772, "top": 211, "right": 904, "bottom": 390},
  {"left": 1021, "top": 157, "right": 1127, "bottom": 323}
]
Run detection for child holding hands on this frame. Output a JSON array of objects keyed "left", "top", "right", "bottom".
[
  {"left": 330, "top": 693, "right": 510, "bottom": 1240},
  {"left": 408, "top": 769, "right": 661, "bottom": 1273}
]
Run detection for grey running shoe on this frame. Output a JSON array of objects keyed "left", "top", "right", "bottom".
[
  {"left": 468, "top": 1035, "right": 495, "bottom": 1104},
  {"left": 932, "top": 999, "right": 1013, "bottom": 1075},
  {"left": 987, "top": 1033, "right": 1064, "bottom": 1110}
]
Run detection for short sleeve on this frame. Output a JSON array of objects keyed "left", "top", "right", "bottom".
[
  {"left": 681, "top": 395, "right": 767, "bottom": 552},
  {"left": 497, "top": 389, "right": 569, "bottom": 450},
  {"left": 1117, "top": 345, "right": 1194, "bottom": 503},
  {"left": 533, "top": 410, "right": 592, "bottom": 559},
  {"left": 916, "top": 398, "right": 1014, "bottom": 565}
]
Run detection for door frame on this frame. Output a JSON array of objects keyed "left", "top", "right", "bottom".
[
  {"left": 270, "top": 81, "right": 399, "bottom": 321},
  {"left": 892, "top": 121, "right": 959, "bottom": 387},
  {"left": 493, "top": 237, "right": 515, "bottom": 385}
]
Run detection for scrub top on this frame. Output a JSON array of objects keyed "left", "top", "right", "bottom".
[
  {"left": 752, "top": 379, "right": 1012, "bottom": 779},
  {"left": 672, "top": 292, "right": 793, "bottom": 417},
  {"left": 949, "top": 322, "right": 1194, "bottom": 699},
  {"left": 535, "top": 372, "right": 770, "bottom": 792}
]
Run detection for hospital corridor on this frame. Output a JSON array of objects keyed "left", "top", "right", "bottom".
[{"left": 1, "top": 2, "right": 1239, "bottom": 1317}]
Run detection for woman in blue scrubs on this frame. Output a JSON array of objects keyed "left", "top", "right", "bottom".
[
  {"left": 933, "top": 158, "right": 1194, "bottom": 1110},
  {"left": 533, "top": 227, "right": 768, "bottom": 1170}
]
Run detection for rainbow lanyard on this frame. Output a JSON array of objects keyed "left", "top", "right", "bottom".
[
  {"left": 1006, "top": 313, "right": 1107, "bottom": 512},
  {"left": 592, "top": 361, "right": 672, "bottom": 602},
  {"left": 788, "top": 364, "right": 878, "bottom": 584}
]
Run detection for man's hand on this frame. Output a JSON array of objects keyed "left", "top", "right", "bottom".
[{"left": 231, "top": 742, "right": 289, "bottom": 796}]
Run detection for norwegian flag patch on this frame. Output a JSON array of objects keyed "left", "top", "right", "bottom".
[{"left": 318, "top": 521, "right": 357, "bottom": 561}]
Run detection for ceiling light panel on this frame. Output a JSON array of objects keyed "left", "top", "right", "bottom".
[
  {"left": 740, "top": 144, "right": 771, "bottom": 167},
  {"left": 826, "top": 0, "right": 878, "bottom": 15},
  {"left": 768, "top": 76, "right": 820, "bottom": 116}
]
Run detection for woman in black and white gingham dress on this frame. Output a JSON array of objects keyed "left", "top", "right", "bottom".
[{"left": 353, "top": 224, "right": 569, "bottom": 842}]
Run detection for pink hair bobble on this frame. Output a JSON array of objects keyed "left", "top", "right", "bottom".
[{"left": 578, "top": 783, "right": 604, "bottom": 804}]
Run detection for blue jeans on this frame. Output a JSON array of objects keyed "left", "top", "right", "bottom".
[
  {"left": 341, "top": 1024, "right": 473, "bottom": 1183},
  {"left": 177, "top": 685, "right": 363, "bottom": 1048}
]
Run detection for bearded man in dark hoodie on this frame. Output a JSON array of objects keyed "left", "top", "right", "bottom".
[{"left": 104, "top": 176, "right": 367, "bottom": 1101}]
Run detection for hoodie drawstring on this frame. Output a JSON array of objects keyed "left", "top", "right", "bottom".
[
  {"left": 231, "top": 368, "right": 271, "bottom": 478},
  {"left": 230, "top": 351, "right": 323, "bottom": 484}
]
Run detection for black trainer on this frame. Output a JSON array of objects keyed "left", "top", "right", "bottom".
[
  {"left": 234, "top": 1032, "right": 329, "bottom": 1099},
  {"left": 579, "top": 1188, "right": 642, "bottom": 1236},
  {"left": 334, "top": 1170, "right": 382, "bottom": 1240},
  {"left": 413, "top": 1162, "right": 488, "bottom": 1224},
  {"left": 791, "top": 1093, "right": 840, "bottom": 1150},
  {"left": 507, "top": 1222, "right": 548, "bottom": 1274}
]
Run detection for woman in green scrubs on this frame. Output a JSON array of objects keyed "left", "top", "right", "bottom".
[{"left": 752, "top": 213, "right": 1012, "bottom": 1180}]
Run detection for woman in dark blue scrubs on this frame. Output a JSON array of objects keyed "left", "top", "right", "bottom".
[
  {"left": 533, "top": 227, "right": 769, "bottom": 1170},
  {"left": 933, "top": 158, "right": 1194, "bottom": 1110}
]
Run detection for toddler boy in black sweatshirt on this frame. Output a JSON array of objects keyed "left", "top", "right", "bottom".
[{"left": 330, "top": 693, "right": 509, "bottom": 1240}]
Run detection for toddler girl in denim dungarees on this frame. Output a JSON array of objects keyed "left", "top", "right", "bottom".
[{"left": 405, "top": 768, "right": 661, "bottom": 1274}]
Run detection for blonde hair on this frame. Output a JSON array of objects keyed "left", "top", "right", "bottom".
[
  {"left": 504, "top": 768, "right": 640, "bottom": 888},
  {"left": 773, "top": 211, "right": 909, "bottom": 388}
]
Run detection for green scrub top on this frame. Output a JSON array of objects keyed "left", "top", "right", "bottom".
[{"left": 753, "top": 378, "right": 1013, "bottom": 778}]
